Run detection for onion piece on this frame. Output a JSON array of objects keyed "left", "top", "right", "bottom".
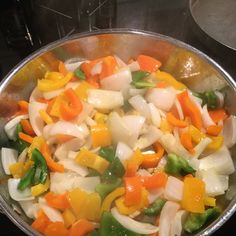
[
  {"left": 115, "top": 142, "right": 133, "bottom": 162},
  {"left": 18, "top": 148, "right": 28, "bottom": 162},
  {"left": 164, "top": 176, "right": 184, "bottom": 202},
  {"left": 40, "top": 203, "right": 64, "bottom": 223},
  {"left": 64, "top": 58, "right": 86, "bottom": 72},
  {"left": 128, "top": 61, "right": 140, "bottom": 71},
  {"left": 129, "top": 95, "right": 150, "bottom": 118},
  {"left": 1, "top": 147, "right": 18, "bottom": 175},
  {"left": 28, "top": 102, "right": 47, "bottom": 136},
  {"left": 87, "top": 89, "right": 124, "bottom": 110},
  {"left": 146, "top": 87, "right": 176, "bottom": 111},
  {"left": 223, "top": 115, "right": 236, "bottom": 148},
  {"left": 148, "top": 103, "right": 161, "bottom": 127},
  {"left": 8, "top": 178, "right": 34, "bottom": 201},
  {"left": 91, "top": 61, "right": 102, "bottom": 75},
  {"left": 76, "top": 102, "right": 94, "bottom": 124},
  {"left": 43, "top": 88, "right": 63, "bottom": 100},
  {"left": 193, "top": 137, "right": 212, "bottom": 159},
  {"left": 68, "top": 151, "right": 78, "bottom": 160},
  {"left": 129, "top": 88, "right": 147, "bottom": 97},
  {"left": 170, "top": 210, "right": 188, "bottom": 236},
  {"left": 4, "top": 114, "right": 29, "bottom": 140},
  {"left": 111, "top": 207, "right": 159, "bottom": 234},
  {"left": 148, "top": 188, "right": 164, "bottom": 204},
  {"left": 50, "top": 172, "right": 100, "bottom": 194},
  {"left": 29, "top": 88, "right": 43, "bottom": 102},
  {"left": 159, "top": 201, "right": 180, "bottom": 236},
  {"left": 202, "top": 105, "right": 215, "bottom": 128}
]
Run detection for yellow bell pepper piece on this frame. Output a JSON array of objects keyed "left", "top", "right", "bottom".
[
  {"left": 67, "top": 188, "right": 101, "bottom": 221},
  {"left": 160, "top": 119, "right": 173, "bottom": 133},
  {"left": 9, "top": 162, "right": 24, "bottom": 178},
  {"left": 204, "top": 197, "right": 216, "bottom": 207},
  {"left": 207, "top": 136, "right": 224, "bottom": 150},
  {"left": 100, "top": 187, "right": 125, "bottom": 216},
  {"left": 115, "top": 188, "right": 149, "bottom": 215},
  {"left": 156, "top": 71, "right": 186, "bottom": 90},
  {"left": 126, "top": 149, "right": 144, "bottom": 168},
  {"left": 31, "top": 177, "right": 50, "bottom": 197},
  {"left": 28, "top": 136, "right": 44, "bottom": 158},
  {"left": 39, "top": 109, "right": 54, "bottom": 124},
  {"left": 91, "top": 123, "right": 112, "bottom": 148},
  {"left": 75, "top": 81, "right": 95, "bottom": 101},
  {"left": 94, "top": 112, "right": 108, "bottom": 124},
  {"left": 37, "top": 72, "right": 73, "bottom": 92},
  {"left": 44, "top": 72, "right": 63, "bottom": 81},
  {"left": 62, "top": 208, "right": 76, "bottom": 228},
  {"left": 189, "top": 125, "right": 206, "bottom": 143},
  {"left": 75, "top": 148, "right": 109, "bottom": 174},
  {"left": 182, "top": 177, "right": 205, "bottom": 213},
  {"left": 48, "top": 95, "right": 64, "bottom": 118}
]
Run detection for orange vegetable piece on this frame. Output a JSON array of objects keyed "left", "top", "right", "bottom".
[
  {"left": 44, "top": 222, "right": 69, "bottom": 236},
  {"left": 69, "top": 219, "right": 95, "bottom": 236},
  {"left": 124, "top": 177, "right": 142, "bottom": 206},
  {"left": 140, "top": 172, "right": 167, "bottom": 190},
  {"left": 20, "top": 119, "right": 35, "bottom": 136},
  {"left": 18, "top": 132, "right": 34, "bottom": 144},
  {"left": 177, "top": 90, "right": 203, "bottom": 130},
  {"left": 36, "top": 97, "right": 51, "bottom": 104},
  {"left": 166, "top": 112, "right": 188, "bottom": 128},
  {"left": 156, "top": 81, "right": 168, "bottom": 88},
  {"left": 55, "top": 134, "right": 75, "bottom": 144},
  {"left": 137, "top": 55, "right": 162, "bottom": 72},
  {"left": 41, "top": 141, "right": 64, "bottom": 172},
  {"left": 87, "top": 75, "right": 100, "bottom": 88},
  {"left": 100, "top": 56, "right": 117, "bottom": 79},
  {"left": 58, "top": 61, "right": 69, "bottom": 76},
  {"left": 206, "top": 125, "right": 223, "bottom": 136},
  {"left": 45, "top": 192, "right": 70, "bottom": 210},
  {"left": 125, "top": 162, "right": 138, "bottom": 177},
  {"left": 182, "top": 177, "right": 205, "bottom": 213},
  {"left": 180, "top": 132, "right": 194, "bottom": 154},
  {"left": 209, "top": 109, "right": 228, "bottom": 123},
  {"left": 15, "top": 100, "right": 29, "bottom": 115},
  {"left": 31, "top": 210, "right": 51, "bottom": 234}
]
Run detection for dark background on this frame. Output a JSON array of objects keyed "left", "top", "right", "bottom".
[{"left": 0, "top": 0, "right": 235, "bottom": 235}]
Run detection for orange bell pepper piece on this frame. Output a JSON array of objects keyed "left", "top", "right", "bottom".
[
  {"left": 58, "top": 61, "right": 69, "bottom": 76},
  {"left": 208, "top": 108, "right": 228, "bottom": 123},
  {"left": 60, "top": 88, "right": 83, "bottom": 121},
  {"left": 69, "top": 219, "right": 95, "bottom": 236},
  {"left": 20, "top": 119, "right": 35, "bottom": 136},
  {"left": 206, "top": 125, "right": 223, "bottom": 136},
  {"left": 125, "top": 162, "right": 138, "bottom": 177},
  {"left": 140, "top": 172, "right": 167, "bottom": 190},
  {"left": 18, "top": 132, "right": 34, "bottom": 144},
  {"left": 31, "top": 210, "right": 51, "bottom": 234},
  {"left": 87, "top": 75, "right": 100, "bottom": 88},
  {"left": 180, "top": 131, "right": 194, "bottom": 154},
  {"left": 124, "top": 177, "right": 142, "bottom": 206},
  {"left": 166, "top": 112, "right": 188, "bottom": 128},
  {"left": 137, "top": 55, "right": 162, "bottom": 72},
  {"left": 182, "top": 177, "right": 205, "bottom": 213},
  {"left": 44, "top": 222, "right": 69, "bottom": 236},
  {"left": 100, "top": 56, "right": 118, "bottom": 79},
  {"left": 41, "top": 142, "right": 64, "bottom": 172},
  {"left": 15, "top": 100, "right": 29, "bottom": 116},
  {"left": 177, "top": 90, "right": 203, "bottom": 130},
  {"left": 45, "top": 192, "right": 70, "bottom": 210}
]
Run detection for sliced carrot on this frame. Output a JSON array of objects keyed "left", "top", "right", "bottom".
[
  {"left": 45, "top": 192, "right": 70, "bottom": 210},
  {"left": 156, "top": 81, "right": 168, "bottom": 88},
  {"left": 44, "top": 222, "right": 69, "bottom": 236},
  {"left": 166, "top": 112, "right": 188, "bottom": 128},
  {"left": 58, "top": 61, "right": 69, "bottom": 76},
  {"left": 15, "top": 100, "right": 29, "bottom": 115},
  {"left": 180, "top": 132, "right": 194, "bottom": 154},
  {"left": 137, "top": 55, "right": 162, "bottom": 72},
  {"left": 36, "top": 97, "right": 51, "bottom": 104},
  {"left": 69, "top": 219, "right": 95, "bottom": 236},
  {"left": 31, "top": 210, "right": 51, "bottom": 234},
  {"left": 18, "top": 132, "right": 34, "bottom": 143},
  {"left": 99, "top": 56, "right": 117, "bottom": 79},
  {"left": 140, "top": 172, "right": 167, "bottom": 190},
  {"left": 209, "top": 109, "right": 228, "bottom": 123},
  {"left": 41, "top": 142, "right": 64, "bottom": 172},
  {"left": 20, "top": 119, "right": 35, "bottom": 136},
  {"left": 206, "top": 125, "right": 223, "bottom": 136},
  {"left": 125, "top": 162, "right": 138, "bottom": 177}
]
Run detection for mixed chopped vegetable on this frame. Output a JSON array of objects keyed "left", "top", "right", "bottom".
[{"left": 1, "top": 54, "right": 236, "bottom": 236}]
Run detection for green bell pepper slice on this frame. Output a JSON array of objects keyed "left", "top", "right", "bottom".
[
  {"left": 98, "top": 147, "right": 116, "bottom": 163},
  {"left": 131, "top": 71, "right": 155, "bottom": 89},
  {"left": 144, "top": 198, "right": 166, "bottom": 216}
]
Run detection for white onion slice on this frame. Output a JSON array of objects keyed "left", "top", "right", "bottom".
[
  {"left": 65, "top": 82, "right": 81, "bottom": 90},
  {"left": 129, "top": 88, "right": 147, "bottom": 97},
  {"left": 170, "top": 210, "right": 188, "bottom": 236},
  {"left": 202, "top": 105, "right": 215, "bottom": 128},
  {"left": 1, "top": 147, "right": 18, "bottom": 175},
  {"left": 223, "top": 115, "right": 236, "bottom": 148},
  {"left": 174, "top": 99, "right": 184, "bottom": 120},
  {"left": 111, "top": 207, "right": 159, "bottom": 234},
  {"left": 128, "top": 61, "right": 140, "bottom": 71},
  {"left": 40, "top": 204, "right": 64, "bottom": 223},
  {"left": 4, "top": 114, "right": 29, "bottom": 140},
  {"left": 18, "top": 148, "right": 28, "bottom": 162},
  {"left": 43, "top": 88, "right": 63, "bottom": 100},
  {"left": 91, "top": 61, "right": 102, "bottom": 75},
  {"left": 148, "top": 103, "right": 161, "bottom": 127},
  {"left": 115, "top": 142, "right": 133, "bottom": 162},
  {"left": 8, "top": 179, "right": 34, "bottom": 201},
  {"left": 193, "top": 137, "right": 212, "bottom": 159},
  {"left": 76, "top": 102, "right": 94, "bottom": 124},
  {"left": 29, "top": 88, "right": 43, "bottom": 102},
  {"left": 215, "top": 91, "right": 224, "bottom": 108},
  {"left": 64, "top": 58, "right": 86, "bottom": 72},
  {"left": 148, "top": 188, "right": 164, "bottom": 204},
  {"left": 129, "top": 95, "right": 150, "bottom": 118}
]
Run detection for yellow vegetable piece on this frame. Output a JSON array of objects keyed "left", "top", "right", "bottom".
[
  {"left": 23, "top": 160, "right": 34, "bottom": 172},
  {"left": 160, "top": 119, "right": 173, "bottom": 133},
  {"left": 28, "top": 136, "right": 44, "bottom": 158},
  {"left": 62, "top": 208, "right": 76, "bottom": 228},
  {"left": 127, "top": 149, "right": 144, "bottom": 168},
  {"left": 156, "top": 71, "right": 186, "bottom": 90},
  {"left": 48, "top": 95, "right": 64, "bottom": 118},
  {"left": 45, "top": 72, "right": 63, "bottom": 81},
  {"left": 204, "top": 197, "right": 216, "bottom": 207},
  {"left": 67, "top": 188, "right": 101, "bottom": 221},
  {"left": 91, "top": 123, "right": 112, "bottom": 148},
  {"left": 182, "top": 177, "right": 205, "bottom": 213},
  {"left": 75, "top": 81, "right": 95, "bottom": 101},
  {"left": 207, "top": 136, "right": 224, "bottom": 150},
  {"left": 115, "top": 188, "right": 149, "bottom": 215},
  {"left": 39, "top": 109, "right": 54, "bottom": 124},
  {"left": 9, "top": 162, "right": 24, "bottom": 178},
  {"left": 37, "top": 72, "right": 73, "bottom": 92},
  {"left": 31, "top": 177, "right": 50, "bottom": 197},
  {"left": 94, "top": 112, "right": 108, "bottom": 124},
  {"left": 189, "top": 125, "right": 206, "bottom": 143},
  {"left": 75, "top": 148, "right": 109, "bottom": 174}
]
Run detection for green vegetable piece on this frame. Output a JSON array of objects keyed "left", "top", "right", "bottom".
[
  {"left": 184, "top": 207, "right": 221, "bottom": 233},
  {"left": 15, "top": 123, "right": 29, "bottom": 154},
  {"left": 32, "top": 148, "right": 48, "bottom": 184},
  {"left": 99, "top": 211, "right": 140, "bottom": 236},
  {"left": 165, "top": 153, "right": 195, "bottom": 177},
  {"left": 87, "top": 231, "right": 99, "bottom": 236},
  {"left": 102, "top": 157, "right": 125, "bottom": 182},
  {"left": 74, "top": 67, "right": 86, "bottom": 80},
  {"left": 87, "top": 168, "right": 101, "bottom": 177},
  {"left": 96, "top": 178, "right": 122, "bottom": 200},
  {"left": 195, "top": 90, "right": 218, "bottom": 110},
  {"left": 17, "top": 165, "right": 36, "bottom": 191},
  {"left": 131, "top": 70, "right": 155, "bottom": 89},
  {"left": 144, "top": 198, "right": 167, "bottom": 216},
  {"left": 99, "top": 147, "right": 116, "bottom": 163}
]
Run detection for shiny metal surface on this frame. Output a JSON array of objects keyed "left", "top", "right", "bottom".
[{"left": 0, "top": 29, "right": 236, "bottom": 236}]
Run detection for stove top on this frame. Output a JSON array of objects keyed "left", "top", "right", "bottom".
[{"left": 0, "top": 0, "right": 235, "bottom": 235}]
